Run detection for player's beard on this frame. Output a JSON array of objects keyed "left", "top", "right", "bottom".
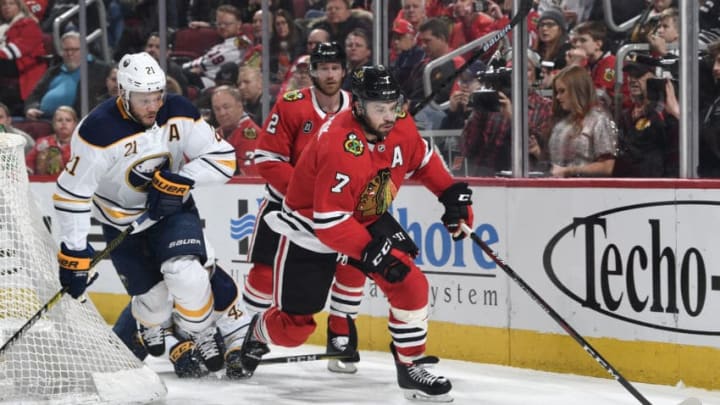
[{"left": 314, "top": 77, "right": 341, "bottom": 97}]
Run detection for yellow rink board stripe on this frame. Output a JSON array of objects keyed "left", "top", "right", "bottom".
[{"left": 91, "top": 293, "right": 720, "bottom": 390}]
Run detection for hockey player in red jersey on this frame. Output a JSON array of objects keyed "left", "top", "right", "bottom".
[
  {"left": 238, "top": 66, "right": 474, "bottom": 402},
  {"left": 241, "top": 42, "right": 363, "bottom": 373}
]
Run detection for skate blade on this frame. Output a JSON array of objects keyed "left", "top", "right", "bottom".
[
  {"left": 678, "top": 398, "right": 702, "bottom": 405},
  {"left": 402, "top": 389, "right": 454, "bottom": 403},
  {"left": 327, "top": 359, "right": 358, "bottom": 374}
]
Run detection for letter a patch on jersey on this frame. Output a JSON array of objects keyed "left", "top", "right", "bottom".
[
  {"left": 343, "top": 132, "right": 364, "bottom": 156},
  {"left": 356, "top": 168, "right": 397, "bottom": 217}
]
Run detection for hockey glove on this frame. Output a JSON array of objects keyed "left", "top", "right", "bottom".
[
  {"left": 438, "top": 182, "right": 474, "bottom": 241},
  {"left": 361, "top": 236, "right": 414, "bottom": 283},
  {"left": 146, "top": 170, "right": 194, "bottom": 220},
  {"left": 58, "top": 242, "right": 95, "bottom": 299}
]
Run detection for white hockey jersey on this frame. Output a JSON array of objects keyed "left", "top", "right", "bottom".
[
  {"left": 183, "top": 35, "right": 250, "bottom": 85},
  {"left": 53, "top": 95, "right": 237, "bottom": 250}
]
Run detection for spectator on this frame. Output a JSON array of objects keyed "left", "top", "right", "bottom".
[
  {"left": 278, "top": 54, "right": 313, "bottom": 94},
  {"left": 0, "top": 0, "right": 47, "bottom": 116},
  {"left": 305, "top": 27, "right": 330, "bottom": 54},
  {"left": 210, "top": 85, "right": 261, "bottom": 176},
  {"left": 565, "top": 21, "right": 625, "bottom": 109},
  {"left": 389, "top": 18, "right": 424, "bottom": 78},
  {"left": 460, "top": 51, "right": 553, "bottom": 176},
  {"left": 648, "top": 0, "right": 676, "bottom": 19},
  {"left": 448, "top": 0, "right": 509, "bottom": 52},
  {"left": 395, "top": 0, "right": 428, "bottom": 31},
  {"left": 441, "top": 60, "right": 485, "bottom": 131},
  {"left": 270, "top": 9, "right": 305, "bottom": 84},
  {"left": 25, "top": 105, "right": 76, "bottom": 176},
  {"left": 647, "top": 7, "right": 679, "bottom": 57},
  {"left": 309, "top": 0, "right": 372, "bottom": 46},
  {"left": 534, "top": 6, "right": 572, "bottom": 88},
  {"left": 613, "top": 58, "right": 679, "bottom": 177},
  {"left": 341, "top": 29, "right": 372, "bottom": 90},
  {"left": 237, "top": 64, "right": 266, "bottom": 125},
  {"left": 546, "top": 65, "right": 617, "bottom": 177},
  {"left": 24, "top": 31, "right": 110, "bottom": 120},
  {"left": 182, "top": 5, "right": 251, "bottom": 89},
  {"left": 193, "top": 61, "right": 239, "bottom": 116},
  {"left": 407, "top": 18, "right": 464, "bottom": 129},
  {"left": 94, "top": 66, "right": 118, "bottom": 105},
  {"left": 144, "top": 32, "right": 190, "bottom": 96},
  {"left": 0, "top": 101, "right": 34, "bottom": 154},
  {"left": 699, "top": 40, "right": 720, "bottom": 177}
]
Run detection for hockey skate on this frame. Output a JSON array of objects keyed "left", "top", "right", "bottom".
[
  {"left": 189, "top": 327, "right": 225, "bottom": 372},
  {"left": 390, "top": 343, "right": 453, "bottom": 403},
  {"left": 236, "top": 313, "right": 270, "bottom": 378},
  {"left": 137, "top": 320, "right": 170, "bottom": 357},
  {"left": 326, "top": 323, "right": 360, "bottom": 374},
  {"left": 169, "top": 339, "right": 208, "bottom": 378}
]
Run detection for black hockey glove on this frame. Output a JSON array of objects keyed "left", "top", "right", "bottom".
[
  {"left": 58, "top": 242, "right": 95, "bottom": 299},
  {"left": 146, "top": 170, "right": 194, "bottom": 220},
  {"left": 438, "top": 182, "right": 474, "bottom": 241},
  {"left": 361, "top": 236, "right": 414, "bottom": 283}
]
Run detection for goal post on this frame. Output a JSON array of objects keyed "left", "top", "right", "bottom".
[{"left": 0, "top": 133, "right": 167, "bottom": 403}]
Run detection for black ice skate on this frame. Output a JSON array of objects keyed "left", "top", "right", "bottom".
[
  {"left": 326, "top": 326, "right": 360, "bottom": 374},
  {"left": 390, "top": 343, "right": 453, "bottom": 403},
  {"left": 237, "top": 313, "right": 270, "bottom": 378},
  {"left": 169, "top": 339, "right": 208, "bottom": 378},
  {"left": 190, "top": 327, "right": 225, "bottom": 372},
  {"left": 137, "top": 321, "right": 169, "bottom": 357}
]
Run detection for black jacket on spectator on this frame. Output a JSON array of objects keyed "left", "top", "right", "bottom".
[
  {"left": 309, "top": 9, "right": 373, "bottom": 46},
  {"left": 699, "top": 95, "right": 720, "bottom": 177}
]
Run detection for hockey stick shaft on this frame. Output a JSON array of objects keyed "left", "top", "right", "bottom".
[
  {"left": 0, "top": 213, "right": 151, "bottom": 356},
  {"left": 259, "top": 351, "right": 357, "bottom": 365},
  {"left": 259, "top": 314, "right": 359, "bottom": 366},
  {"left": 409, "top": 0, "right": 533, "bottom": 116},
  {"left": 460, "top": 223, "right": 651, "bottom": 405}
]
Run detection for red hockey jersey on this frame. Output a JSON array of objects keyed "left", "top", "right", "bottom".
[
  {"left": 225, "top": 113, "right": 261, "bottom": 176},
  {"left": 254, "top": 86, "right": 352, "bottom": 201},
  {"left": 272, "top": 109, "right": 454, "bottom": 260}
]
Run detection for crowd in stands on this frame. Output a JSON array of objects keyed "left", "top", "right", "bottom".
[{"left": 1, "top": 0, "right": 720, "bottom": 179}]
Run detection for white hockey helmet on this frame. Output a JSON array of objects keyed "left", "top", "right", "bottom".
[{"left": 117, "top": 52, "right": 166, "bottom": 112}]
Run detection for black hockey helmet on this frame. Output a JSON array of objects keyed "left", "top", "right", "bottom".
[
  {"left": 310, "top": 41, "right": 346, "bottom": 69},
  {"left": 350, "top": 65, "right": 401, "bottom": 102}
]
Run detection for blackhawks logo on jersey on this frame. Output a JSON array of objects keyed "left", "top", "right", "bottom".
[
  {"left": 603, "top": 67, "right": 615, "bottom": 82},
  {"left": 283, "top": 90, "right": 304, "bottom": 102},
  {"left": 343, "top": 133, "right": 364, "bottom": 156},
  {"left": 243, "top": 127, "right": 257, "bottom": 139},
  {"left": 357, "top": 168, "right": 397, "bottom": 217}
]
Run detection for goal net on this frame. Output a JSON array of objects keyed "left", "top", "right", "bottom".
[{"left": 0, "top": 133, "right": 166, "bottom": 403}]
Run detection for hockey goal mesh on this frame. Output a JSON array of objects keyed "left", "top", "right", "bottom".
[{"left": 0, "top": 133, "right": 166, "bottom": 403}]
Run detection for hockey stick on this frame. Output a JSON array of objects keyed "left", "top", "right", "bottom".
[
  {"left": 409, "top": 0, "right": 533, "bottom": 116},
  {"left": 459, "top": 224, "right": 658, "bottom": 404},
  {"left": 259, "top": 314, "right": 360, "bottom": 365},
  {"left": 0, "top": 212, "right": 151, "bottom": 356}
]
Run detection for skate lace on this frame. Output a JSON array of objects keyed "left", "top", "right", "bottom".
[
  {"left": 407, "top": 364, "right": 439, "bottom": 386},
  {"left": 140, "top": 325, "right": 165, "bottom": 347},
  {"left": 193, "top": 329, "right": 220, "bottom": 359}
]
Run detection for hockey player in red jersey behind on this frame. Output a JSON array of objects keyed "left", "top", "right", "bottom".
[
  {"left": 238, "top": 65, "right": 474, "bottom": 402},
  {"left": 242, "top": 42, "right": 363, "bottom": 374}
]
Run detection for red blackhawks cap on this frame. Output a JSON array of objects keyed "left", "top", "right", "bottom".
[{"left": 392, "top": 18, "right": 416, "bottom": 36}]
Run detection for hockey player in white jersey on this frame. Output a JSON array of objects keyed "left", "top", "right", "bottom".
[{"left": 54, "top": 51, "right": 245, "bottom": 375}]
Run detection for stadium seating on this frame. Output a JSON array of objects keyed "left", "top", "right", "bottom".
[
  {"left": 13, "top": 120, "right": 53, "bottom": 140},
  {"left": 169, "top": 27, "right": 222, "bottom": 64}
]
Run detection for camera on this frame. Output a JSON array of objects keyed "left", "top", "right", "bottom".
[
  {"left": 473, "top": 0, "right": 489, "bottom": 12},
  {"left": 646, "top": 77, "right": 678, "bottom": 103},
  {"left": 469, "top": 67, "right": 512, "bottom": 111}
]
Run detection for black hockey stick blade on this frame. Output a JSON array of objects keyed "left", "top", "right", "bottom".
[
  {"left": 259, "top": 314, "right": 360, "bottom": 365},
  {"left": 460, "top": 223, "right": 653, "bottom": 405},
  {"left": 0, "top": 213, "right": 151, "bottom": 356},
  {"left": 409, "top": 0, "right": 533, "bottom": 116}
]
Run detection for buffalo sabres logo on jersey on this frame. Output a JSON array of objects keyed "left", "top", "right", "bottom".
[
  {"left": 283, "top": 90, "right": 304, "bottom": 102},
  {"left": 128, "top": 154, "right": 171, "bottom": 190},
  {"left": 343, "top": 133, "right": 364, "bottom": 156},
  {"left": 303, "top": 120, "right": 313, "bottom": 133}
]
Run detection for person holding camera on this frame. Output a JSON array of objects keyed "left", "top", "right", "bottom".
[
  {"left": 612, "top": 57, "right": 679, "bottom": 178},
  {"left": 546, "top": 65, "right": 617, "bottom": 177},
  {"left": 460, "top": 50, "right": 553, "bottom": 176}
]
